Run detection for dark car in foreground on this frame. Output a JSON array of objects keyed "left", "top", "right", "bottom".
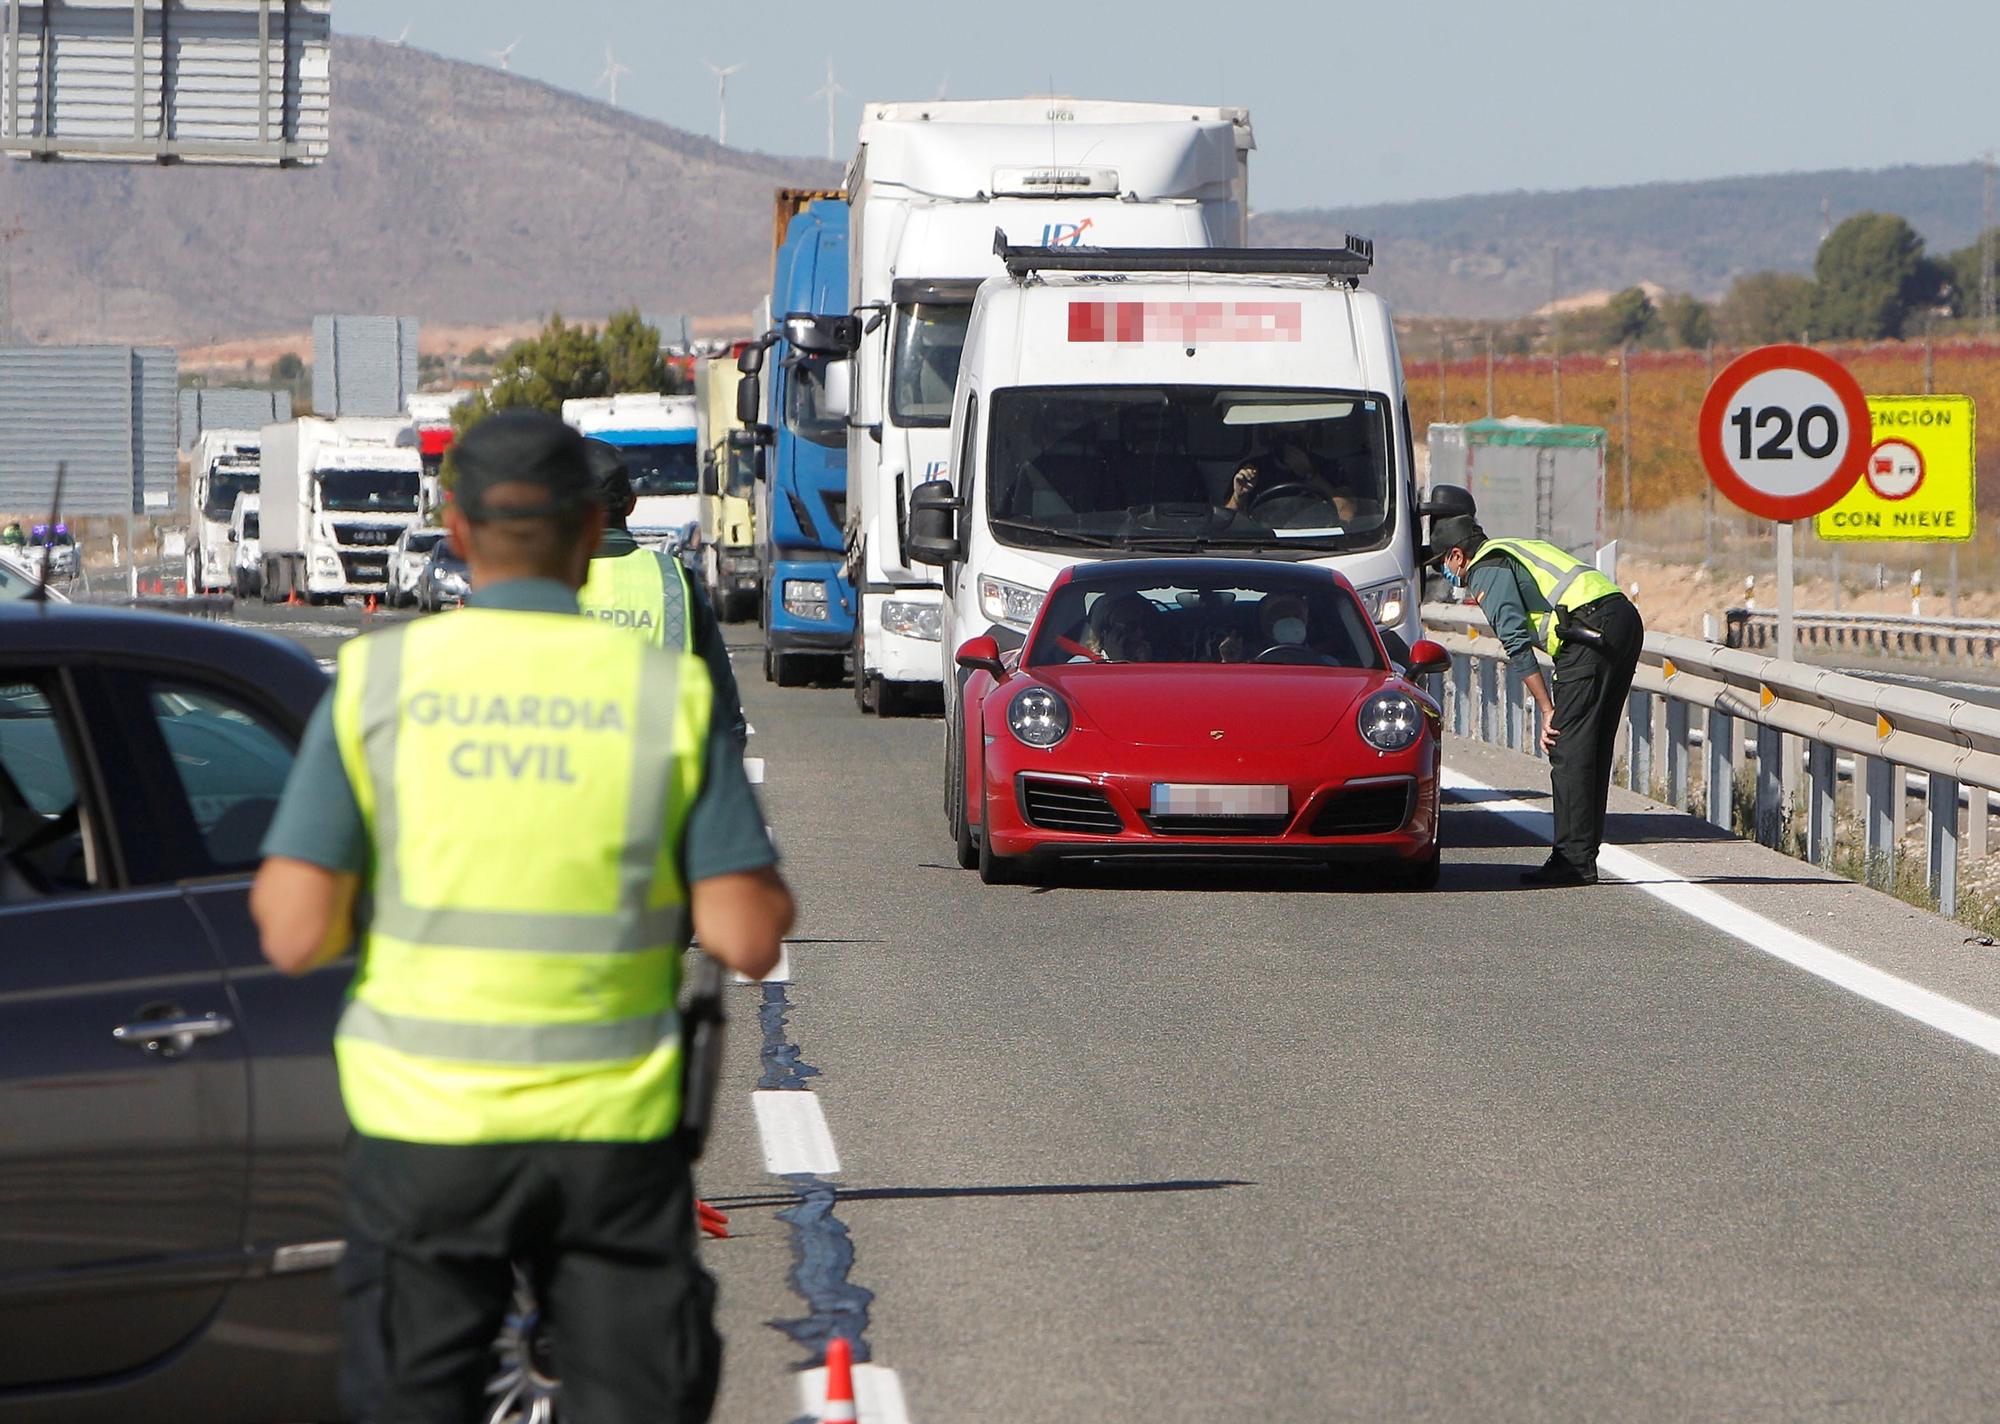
[
  {"left": 948, "top": 558, "right": 1448, "bottom": 887},
  {"left": 0, "top": 600, "right": 348, "bottom": 1421}
]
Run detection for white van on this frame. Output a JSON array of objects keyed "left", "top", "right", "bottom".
[
  {"left": 907, "top": 237, "right": 1422, "bottom": 700},
  {"left": 229, "top": 492, "right": 262, "bottom": 598}
]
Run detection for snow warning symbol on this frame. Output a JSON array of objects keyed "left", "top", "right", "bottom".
[{"left": 1815, "top": 396, "right": 1976, "bottom": 543}]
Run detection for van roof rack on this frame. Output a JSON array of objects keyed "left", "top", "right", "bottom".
[{"left": 994, "top": 229, "right": 1373, "bottom": 282}]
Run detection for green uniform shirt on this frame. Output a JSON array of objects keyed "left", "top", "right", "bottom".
[
  {"left": 1467, "top": 556, "right": 1546, "bottom": 685},
  {"left": 594, "top": 528, "right": 748, "bottom": 750},
  {"left": 262, "top": 577, "right": 775, "bottom": 882}
]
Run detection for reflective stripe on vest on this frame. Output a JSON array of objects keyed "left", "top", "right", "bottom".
[
  {"left": 578, "top": 549, "right": 693, "bottom": 651},
  {"left": 328, "top": 610, "right": 713, "bottom": 1144},
  {"left": 1472, "top": 537, "right": 1620, "bottom": 655}
]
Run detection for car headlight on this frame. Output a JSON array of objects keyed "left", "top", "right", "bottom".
[
  {"left": 1357, "top": 578, "right": 1410, "bottom": 629},
  {"left": 979, "top": 575, "right": 1044, "bottom": 630},
  {"left": 783, "top": 579, "right": 830, "bottom": 620},
  {"left": 1357, "top": 689, "right": 1422, "bottom": 752},
  {"left": 1007, "top": 685, "right": 1071, "bottom": 748},
  {"left": 882, "top": 599, "right": 941, "bottom": 641}
]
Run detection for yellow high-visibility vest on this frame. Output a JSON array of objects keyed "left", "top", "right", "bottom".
[
  {"left": 329, "top": 610, "right": 712, "bottom": 1143},
  {"left": 1473, "top": 537, "right": 1620, "bottom": 655},
  {"left": 579, "top": 548, "right": 694, "bottom": 651}
]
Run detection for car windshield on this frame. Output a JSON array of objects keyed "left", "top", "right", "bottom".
[
  {"left": 202, "top": 467, "right": 257, "bottom": 521},
  {"left": 890, "top": 302, "right": 972, "bottom": 427},
  {"left": 1025, "top": 572, "right": 1383, "bottom": 671},
  {"left": 618, "top": 442, "right": 699, "bottom": 497},
  {"left": 986, "top": 386, "right": 1395, "bottom": 555},
  {"left": 319, "top": 469, "right": 418, "bottom": 512},
  {"left": 785, "top": 356, "right": 846, "bottom": 449},
  {"left": 0, "top": 554, "right": 35, "bottom": 600}
]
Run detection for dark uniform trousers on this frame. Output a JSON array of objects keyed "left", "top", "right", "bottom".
[
  {"left": 1548, "top": 593, "right": 1645, "bottom": 875},
  {"left": 339, "top": 1134, "right": 720, "bottom": 1424}
]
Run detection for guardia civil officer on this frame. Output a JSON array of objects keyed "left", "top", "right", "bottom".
[
  {"left": 579, "top": 437, "right": 747, "bottom": 749},
  {"left": 251, "top": 409, "right": 792, "bottom": 1423},
  {"left": 1431, "top": 513, "right": 1643, "bottom": 885}
]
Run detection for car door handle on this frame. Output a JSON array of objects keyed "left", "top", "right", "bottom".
[{"left": 112, "top": 1011, "right": 234, "bottom": 1058}]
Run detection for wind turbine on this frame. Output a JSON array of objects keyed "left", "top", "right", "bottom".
[
  {"left": 704, "top": 60, "right": 744, "bottom": 147},
  {"left": 597, "top": 45, "right": 631, "bottom": 108},
  {"left": 808, "top": 57, "right": 848, "bottom": 162},
  {"left": 393, "top": 21, "right": 412, "bottom": 46},
  {"left": 485, "top": 36, "right": 522, "bottom": 72}
]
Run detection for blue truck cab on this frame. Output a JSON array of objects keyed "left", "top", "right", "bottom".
[{"left": 758, "top": 199, "right": 856, "bottom": 685}]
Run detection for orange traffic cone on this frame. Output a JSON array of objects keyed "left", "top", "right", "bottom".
[
  {"left": 176, "top": 578, "right": 187, "bottom": 595},
  {"left": 286, "top": 588, "right": 300, "bottom": 607},
  {"left": 364, "top": 594, "right": 378, "bottom": 617},
  {"left": 821, "top": 1337, "right": 857, "bottom": 1424},
  {"left": 696, "top": 1200, "right": 730, "bottom": 1240}
]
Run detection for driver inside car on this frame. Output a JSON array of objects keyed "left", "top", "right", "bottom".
[{"left": 1086, "top": 590, "right": 1159, "bottom": 662}]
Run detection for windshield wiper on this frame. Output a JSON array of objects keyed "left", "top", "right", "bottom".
[{"left": 988, "top": 517, "right": 1119, "bottom": 550}]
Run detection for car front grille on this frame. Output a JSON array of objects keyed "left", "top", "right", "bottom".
[
  {"left": 1308, "top": 781, "right": 1414, "bottom": 837},
  {"left": 1018, "top": 778, "right": 1123, "bottom": 836},
  {"left": 1141, "top": 813, "right": 1292, "bottom": 837}
]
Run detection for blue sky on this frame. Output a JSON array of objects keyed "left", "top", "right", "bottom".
[{"left": 343, "top": 0, "right": 2000, "bottom": 213}]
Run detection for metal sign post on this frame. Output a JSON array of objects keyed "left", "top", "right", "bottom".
[{"left": 1776, "top": 520, "right": 1795, "bottom": 663}]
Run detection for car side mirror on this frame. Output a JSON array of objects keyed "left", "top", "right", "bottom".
[
  {"left": 955, "top": 635, "right": 1007, "bottom": 679},
  {"left": 736, "top": 373, "right": 762, "bottom": 427},
  {"left": 905, "top": 479, "right": 961, "bottom": 566},
  {"left": 1405, "top": 639, "right": 1450, "bottom": 678}
]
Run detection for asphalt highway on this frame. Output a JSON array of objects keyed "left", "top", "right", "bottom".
[{"left": 246, "top": 604, "right": 2000, "bottom": 1422}]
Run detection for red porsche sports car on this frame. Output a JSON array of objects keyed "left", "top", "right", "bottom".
[{"left": 946, "top": 557, "right": 1448, "bottom": 886}]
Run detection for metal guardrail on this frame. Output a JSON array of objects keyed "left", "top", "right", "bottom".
[
  {"left": 1423, "top": 602, "right": 2000, "bottom": 916},
  {"left": 1725, "top": 606, "right": 2000, "bottom": 659}
]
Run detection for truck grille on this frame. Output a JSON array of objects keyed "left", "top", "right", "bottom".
[
  {"left": 1308, "top": 781, "right": 1413, "bottom": 837},
  {"left": 334, "top": 524, "right": 401, "bottom": 547},
  {"left": 1018, "top": 778, "right": 1123, "bottom": 835},
  {"left": 338, "top": 552, "right": 390, "bottom": 583}
]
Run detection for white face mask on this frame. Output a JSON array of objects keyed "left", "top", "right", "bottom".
[{"left": 1272, "top": 616, "right": 1307, "bottom": 645}]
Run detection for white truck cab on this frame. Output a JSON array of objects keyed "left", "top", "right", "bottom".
[
  {"left": 907, "top": 237, "right": 1423, "bottom": 705},
  {"left": 843, "top": 98, "right": 1253, "bottom": 713},
  {"left": 561, "top": 393, "right": 701, "bottom": 551}
]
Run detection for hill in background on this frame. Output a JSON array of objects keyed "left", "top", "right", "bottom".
[
  {"left": 1256, "top": 164, "right": 1991, "bottom": 318},
  {"left": 0, "top": 33, "right": 1983, "bottom": 344},
  {"left": 0, "top": 35, "right": 839, "bottom": 347}
]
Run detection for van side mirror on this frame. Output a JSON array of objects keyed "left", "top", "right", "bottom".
[
  {"left": 955, "top": 635, "right": 1007, "bottom": 679},
  {"left": 905, "top": 479, "right": 962, "bottom": 566},
  {"left": 736, "top": 374, "right": 761, "bottom": 427},
  {"left": 1405, "top": 639, "right": 1450, "bottom": 678},
  {"left": 822, "top": 359, "right": 853, "bottom": 421}
]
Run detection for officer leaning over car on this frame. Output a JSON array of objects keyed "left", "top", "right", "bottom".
[
  {"left": 250, "top": 409, "right": 792, "bottom": 1423},
  {"left": 579, "top": 436, "right": 747, "bottom": 750},
  {"left": 1430, "top": 511, "right": 1643, "bottom": 886}
]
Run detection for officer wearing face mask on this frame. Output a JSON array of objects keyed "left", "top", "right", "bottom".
[{"left": 1432, "top": 513, "right": 1642, "bottom": 886}]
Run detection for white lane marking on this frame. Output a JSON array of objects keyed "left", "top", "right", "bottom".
[
  {"left": 736, "top": 944, "right": 790, "bottom": 986},
  {"left": 744, "top": 756, "right": 766, "bottom": 785},
  {"left": 751, "top": 1089, "right": 842, "bottom": 1175},
  {"left": 796, "top": 1364, "right": 910, "bottom": 1424},
  {"left": 1445, "top": 769, "right": 2000, "bottom": 1058}
]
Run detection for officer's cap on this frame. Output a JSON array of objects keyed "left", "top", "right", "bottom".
[
  {"left": 583, "top": 438, "right": 636, "bottom": 511},
  {"left": 1419, "top": 484, "right": 1477, "bottom": 520},
  {"left": 1428, "top": 514, "right": 1485, "bottom": 562},
  {"left": 453, "top": 410, "right": 595, "bottom": 523}
]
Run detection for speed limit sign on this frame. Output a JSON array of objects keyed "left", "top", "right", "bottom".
[{"left": 1698, "top": 344, "right": 1872, "bottom": 520}]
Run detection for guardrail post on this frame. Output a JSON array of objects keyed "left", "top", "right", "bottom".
[
  {"left": 1706, "top": 708, "right": 1733, "bottom": 831},
  {"left": 1477, "top": 659, "right": 1498, "bottom": 745},
  {"left": 1626, "top": 689, "right": 1653, "bottom": 793},
  {"left": 1971, "top": 786, "right": 1990, "bottom": 861},
  {"left": 1927, "top": 772, "right": 1959, "bottom": 917},
  {"left": 1806, "top": 741, "right": 1836, "bottom": 867},
  {"left": 1666, "top": 699, "right": 1690, "bottom": 811},
  {"left": 1864, "top": 757, "right": 1896, "bottom": 888},
  {"left": 1754, "top": 723, "right": 1784, "bottom": 849},
  {"left": 1504, "top": 672, "right": 1524, "bottom": 753},
  {"left": 1450, "top": 656, "right": 1471, "bottom": 739}
]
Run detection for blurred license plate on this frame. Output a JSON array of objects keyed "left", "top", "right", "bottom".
[{"left": 1150, "top": 783, "right": 1288, "bottom": 817}]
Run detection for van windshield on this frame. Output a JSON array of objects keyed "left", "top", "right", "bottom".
[
  {"left": 890, "top": 302, "right": 972, "bottom": 427},
  {"left": 985, "top": 386, "right": 1395, "bottom": 555}
]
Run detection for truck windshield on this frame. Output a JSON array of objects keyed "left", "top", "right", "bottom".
[
  {"left": 785, "top": 357, "right": 846, "bottom": 449},
  {"left": 202, "top": 468, "right": 257, "bottom": 522},
  {"left": 319, "top": 470, "right": 419, "bottom": 512},
  {"left": 725, "top": 447, "right": 759, "bottom": 497},
  {"left": 985, "top": 386, "right": 1396, "bottom": 555},
  {"left": 619, "top": 444, "right": 699, "bottom": 497},
  {"left": 890, "top": 302, "right": 972, "bottom": 427}
]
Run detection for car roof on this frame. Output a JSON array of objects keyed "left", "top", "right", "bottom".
[
  {"left": 1056, "top": 556, "right": 1354, "bottom": 592},
  {"left": 0, "top": 602, "right": 328, "bottom": 717}
]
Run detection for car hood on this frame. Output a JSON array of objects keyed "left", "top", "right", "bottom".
[{"left": 1037, "top": 665, "right": 1383, "bottom": 748}]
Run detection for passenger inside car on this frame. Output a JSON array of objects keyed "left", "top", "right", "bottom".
[{"left": 1034, "top": 576, "right": 1383, "bottom": 671}]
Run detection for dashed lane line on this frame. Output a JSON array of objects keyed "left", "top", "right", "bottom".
[
  {"left": 751, "top": 1089, "right": 843, "bottom": 1177},
  {"left": 1445, "top": 768, "right": 2000, "bottom": 1058}
]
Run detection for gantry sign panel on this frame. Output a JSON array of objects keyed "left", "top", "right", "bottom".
[{"left": 1, "top": 0, "right": 328, "bottom": 165}]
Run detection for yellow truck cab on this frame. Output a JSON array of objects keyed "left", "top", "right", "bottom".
[{"left": 693, "top": 347, "right": 760, "bottom": 622}]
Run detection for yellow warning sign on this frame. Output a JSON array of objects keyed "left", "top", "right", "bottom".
[{"left": 1814, "top": 396, "right": 1976, "bottom": 542}]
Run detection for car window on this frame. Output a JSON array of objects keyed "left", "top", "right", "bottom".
[
  {"left": 1027, "top": 577, "right": 1384, "bottom": 670},
  {"left": 0, "top": 677, "right": 99, "bottom": 897},
  {"left": 145, "top": 682, "right": 295, "bottom": 874}
]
